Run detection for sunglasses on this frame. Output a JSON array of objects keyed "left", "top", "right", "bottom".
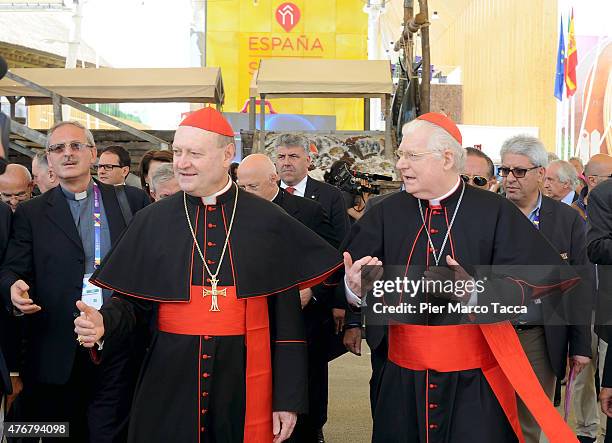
[
  {"left": 47, "top": 142, "right": 93, "bottom": 154},
  {"left": 498, "top": 166, "right": 539, "bottom": 178},
  {"left": 461, "top": 174, "right": 488, "bottom": 187}
]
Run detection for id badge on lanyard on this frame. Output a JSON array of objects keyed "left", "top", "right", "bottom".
[{"left": 81, "top": 183, "right": 103, "bottom": 310}]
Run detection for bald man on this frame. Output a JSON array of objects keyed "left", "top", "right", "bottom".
[
  {"left": 237, "top": 154, "right": 336, "bottom": 246},
  {"left": 238, "top": 154, "right": 343, "bottom": 443},
  {"left": 0, "top": 164, "right": 33, "bottom": 211},
  {"left": 573, "top": 154, "right": 612, "bottom": 220}
]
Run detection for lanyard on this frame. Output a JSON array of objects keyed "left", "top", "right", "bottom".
[
  {"left": 531, "top": 208, "right": 540, "bottom": 230},
  {"left": 92, "top": 183, "right": 102, "bottom": 269}
]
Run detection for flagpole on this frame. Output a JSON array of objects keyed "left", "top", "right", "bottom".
[{"left": 570, "top": 95, "right": 577, "bottom": 159}]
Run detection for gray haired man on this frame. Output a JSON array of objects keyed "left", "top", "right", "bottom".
[
  {"left": 544, "top": 159, "right": 579, "bottom": 205},
  {"left": 150, "top": 163, "right": 180, "bottom": 202}
]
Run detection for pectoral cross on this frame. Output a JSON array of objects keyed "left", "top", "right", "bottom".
[{"left": 202, "top": 277, "right": 227, "bottom": 312}]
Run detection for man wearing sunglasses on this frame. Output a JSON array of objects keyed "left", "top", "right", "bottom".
[
  {"left": 500, "top": 135, "right": 592, "bottom": 443},
  {"left": 0, "top": 120, "right": 149, "bottom": 442},
  {"left": 462, "top": 147, "right": 497, "bottom": 191}
]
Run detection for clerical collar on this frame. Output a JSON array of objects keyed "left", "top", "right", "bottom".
[
  {"left": 61, "top": 179, "right": 94, "bottom": 201},
  {"left": 191, "top": 176, "right": 233, "bottom": 206},
  {"left": 280, "top": 175, "right": 308, "bottom": 197},
  {"left": 428, "top": 176, "right": 461, "bottom": 206}
]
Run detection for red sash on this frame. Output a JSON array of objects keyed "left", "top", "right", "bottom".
[
  {"left": 388, "top": 322, "right": 578, "bottom": 443},
  {"left": 158, "top": 286, "right": 273, "bottom": 443}
]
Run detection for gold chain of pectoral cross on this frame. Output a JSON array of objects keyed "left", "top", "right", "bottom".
[{"left": 183, "top": 184, "right": 239, "bottom": 312}]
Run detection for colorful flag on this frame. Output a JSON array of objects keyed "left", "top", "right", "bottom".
[
  {"left": 565, "top": 10, "right": 578, "bottom": 97},
  {"left": 554, "top": 17, "right": 565, "bottom": 101}
]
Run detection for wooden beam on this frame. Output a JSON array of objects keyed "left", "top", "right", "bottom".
[
  {"left": 9, "top": 141, "right": 36, "bottom": 158},
  {"left": 52, "top": 93, "right": 62, "bottom": 123},
  {"left": 5, "top": 71, "right": 169, "bottom": 149},
  {"left": 9, "top": 120, "right": 47, "bottom": 147}
]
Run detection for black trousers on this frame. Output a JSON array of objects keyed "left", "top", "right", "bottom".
[
  {"left": 369, "top": 337, "right": 388, "bottom": 417},
  {"left": 10, "top": 342, "right": 140, "bottom": 443},
  {"left": 11, "top": 349, "right": 93, "bottom": 443}
]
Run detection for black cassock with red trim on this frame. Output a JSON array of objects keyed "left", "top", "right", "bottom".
[
  {"left": 90, "top": 184, "right": 342, "bottom": 443},
  {"left": 344, "top": 183, "right": 582, "bottom": 443}
]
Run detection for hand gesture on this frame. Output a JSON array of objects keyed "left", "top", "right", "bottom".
[
  {"left": 73, "top": 300, "right": 105, "bottom": 348},
  {"left": 10, "top": 280, "right": 41, "bottom": 314},
  {"left": 343, "top": 252, "right": 383, "bottom": 300}
]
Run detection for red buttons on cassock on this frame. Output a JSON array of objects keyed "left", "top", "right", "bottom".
[
  {"left": 429, "top": 403, "right": 438, "bottom": 409},
  {"left": 208, "top": 223, "right": 216, "bottom": 228},
  {"left": 201, "top": 409, "right": 208, "bottom": 414},
  {"left": 207, "top": 206, "right": 216, "bottom": 212},
  {"left": 206, "top": 278, "right": 211, "bottom": 283},
  {"left": 203, "top": 373, "right": 210, "bottom": 378},
  {"left": 202, "top": 354, "right": 210, "bottom": 359},
  {"left": 207, "top": 241, "right": 216, "bottom": 247},
  {"left": 429, "top": 424, "right": 438, "bottom": 430},
  {"left": 429, "top": 383, "right": 438, "bottom": 389},
  {"left": 207, "top": 259, "right": 215, "bottom": 265},
  {"left": 430, "top": 228, "right": 439, "bottom": 234},
  {"left": 201, "top": 427, "right": 205, "bottom": 432},
  {"left": 202, "top": 391, "right": 208, "bottom": 397},
  {"left": 204, "top": 335, "right": 211, "bottom": 340}
]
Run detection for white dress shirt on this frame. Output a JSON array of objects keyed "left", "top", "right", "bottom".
[{"left": 280, "top": 175, "right": 308, "bottom": 198}]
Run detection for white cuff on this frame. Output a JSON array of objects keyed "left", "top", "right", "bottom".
[
  {"left": 344, "top": 275, "right": 362, "bottom": 307},
  {"left": 466, "top": 283, "right": 478, "bottom": 306},
  {"left": 9, "top": 372, "right": 19, "bottom": 377}
]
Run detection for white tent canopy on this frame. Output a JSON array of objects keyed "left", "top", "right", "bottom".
[{"left": 0, "top": 67, "right": 225, "bottom": 105}]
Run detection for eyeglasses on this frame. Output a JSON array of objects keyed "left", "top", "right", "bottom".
[
  {"left": 498, "top": 166, "right": 539, "bottom": 178},
  {"left": 47, "top": 142, "right": 93, "bottom": 154},
  {"left": 95, "top": 164, "right": 123, "bottom": 172},
  {"left": 394, "top": 149, "right": 440, "bottom": 161},
  {"left": 0, "top": 190, "right": 30, "bottom": 201},
  {"left": 461, "top": 174, "right": 488, "bottom": 187},
  {"left": 589, "top": 174, "right": 612, "bottom": 179}
]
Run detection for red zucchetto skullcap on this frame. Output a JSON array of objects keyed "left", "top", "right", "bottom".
[
  {"left": 417, "top": 112, "right": 462, "bottom": 145},
  {"left": 179, "top": 107, "right": 234, "bottom": 137}
]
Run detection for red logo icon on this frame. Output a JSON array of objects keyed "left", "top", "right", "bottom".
[{"left": 276, "top": 2, "right": 301, "bottom": 33}]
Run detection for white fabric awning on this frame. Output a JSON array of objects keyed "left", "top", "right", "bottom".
[
  {"left": 0, "top": 67, "right": 224, "bottom": 105},
  {"left": 254, "top": 59, "right": 392, "bottom": 98}
]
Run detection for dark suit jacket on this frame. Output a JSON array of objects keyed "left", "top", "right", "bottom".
[
  {"left": 273, "top": 188, "right": 336, "bottom": 247},
  {"left": 0, "top": 201, "right": 11, "bottom": 394},
  {"left": 304, "top": 176, "right": 350, "bottom": 248},
  {"left": 0, "top": 180, "right": 149, "bottom": 384},
  {"left": 539, "top": 195, "right": 592, "bottom": 378}
]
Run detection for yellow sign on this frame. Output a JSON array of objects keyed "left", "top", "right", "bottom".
[{"left": 206, "top": 0, "right": 368, "bottom": 130}]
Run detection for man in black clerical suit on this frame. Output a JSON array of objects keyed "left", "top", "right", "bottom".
[
  {"left": 74, "top": 108, "right": 342, "bottom": 443},
  {"left": 342, "top": 113, "right": 580, "bottom": 443},
  {"left": 1, "top": 121, "right": 149, "bottom": 442},
  {"left": 237, "top": 153, "right": 344, "bottom": 443}
]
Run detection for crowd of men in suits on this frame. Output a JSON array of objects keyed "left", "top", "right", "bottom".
[{"left": 0, "top": 113, "right": 612, "bottom": 443}]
